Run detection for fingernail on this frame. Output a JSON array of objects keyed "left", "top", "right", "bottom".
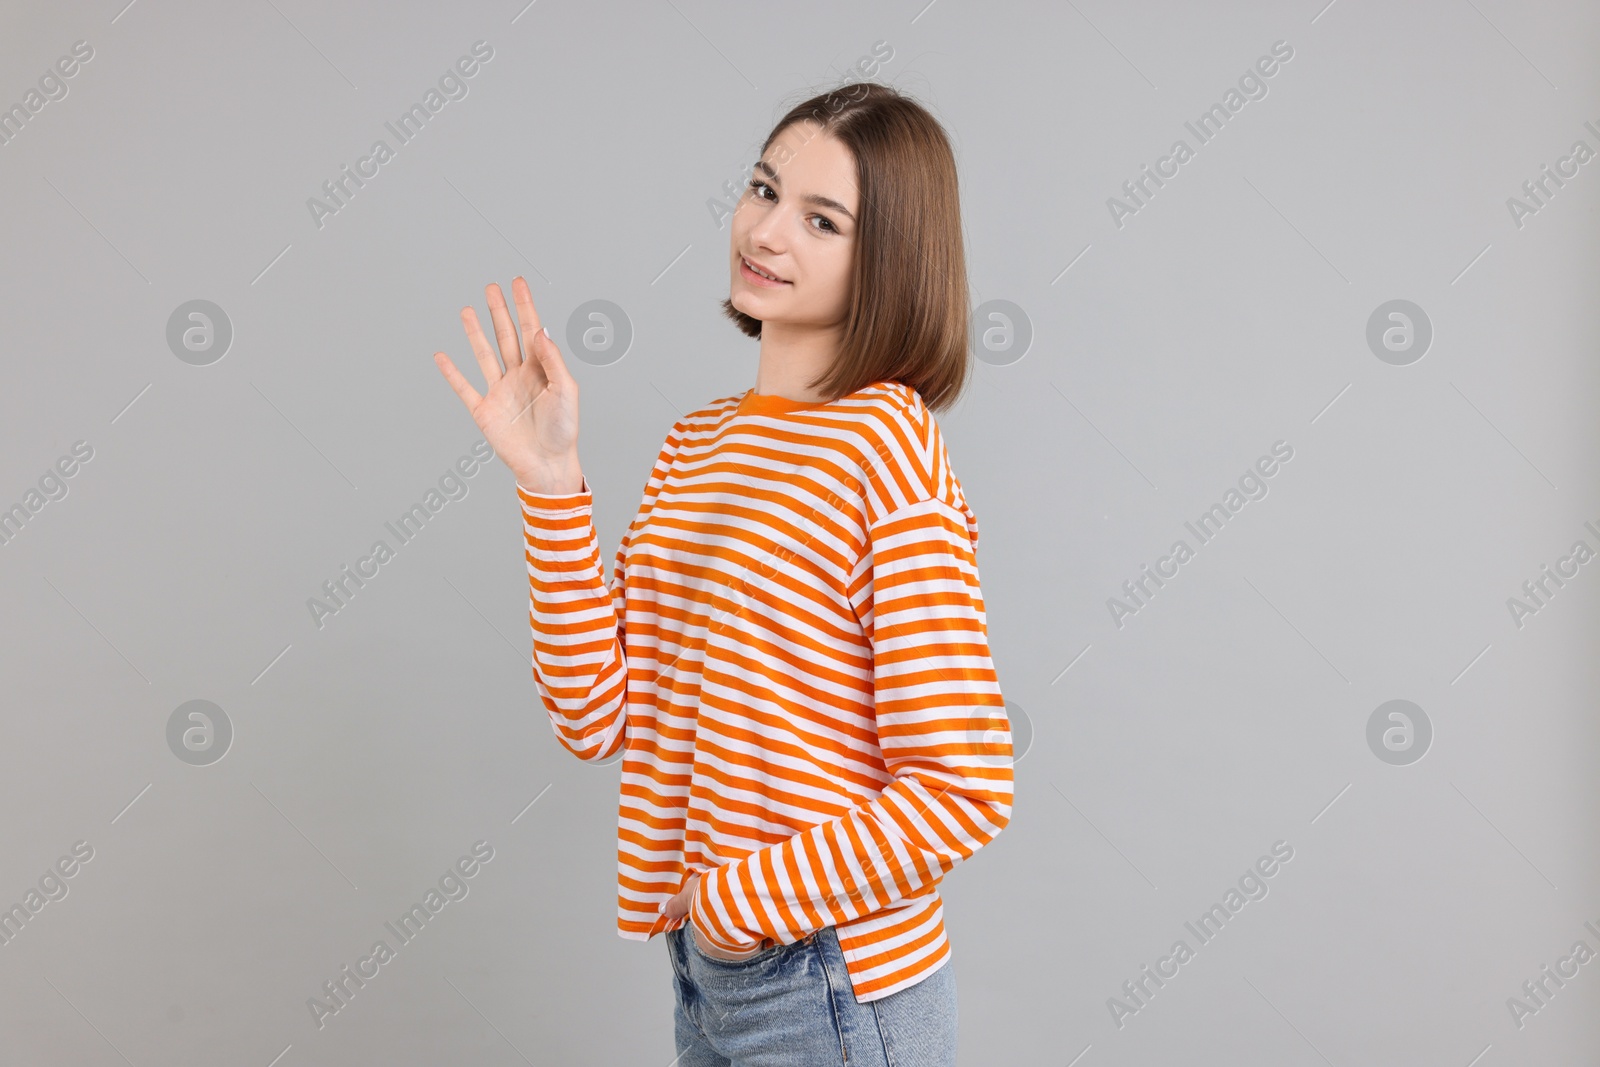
[{"left": 542, "top": 326, "right": 551, "bottom": 340}]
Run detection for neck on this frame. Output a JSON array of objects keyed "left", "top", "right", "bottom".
[{"left": 753, "top": 320, "right": 841, "bottom": 401}]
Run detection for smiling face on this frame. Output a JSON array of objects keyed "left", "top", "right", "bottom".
[{"left": 728, "top": 120, "right": 860, "bottom": 333}]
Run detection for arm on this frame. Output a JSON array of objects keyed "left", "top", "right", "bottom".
[
  {"left": 690, "top": 496, "right": 1015, "bottom": 951},
  {"left": 520, "top": 424, "right": 682, "bottom": 762},
  {"left": 519, "top": 478, "right": 629, "bottom": 762}
]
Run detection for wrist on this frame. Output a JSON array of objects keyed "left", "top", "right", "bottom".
[
  {"left": 690, "top": 865, "right": 757, "bottom": 953},
  {"left": 514, "top": 457, "right": 584, "bottom": 496},
  {"left": 690, "top": 923, "right": 764, "bottom": 960}
]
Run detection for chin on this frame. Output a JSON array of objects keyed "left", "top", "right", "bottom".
[{"left": 728, "top": 291, "right": 764, "bottom": 316}]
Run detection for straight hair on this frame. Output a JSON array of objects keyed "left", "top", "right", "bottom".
[{"left": 722, "top": 81, "right": 970, "bottom": 414}]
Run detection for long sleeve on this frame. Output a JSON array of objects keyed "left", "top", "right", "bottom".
[
  {"left": 520, "top": 424, "right": 683, "bottom": 763},
  {"left": 519, "top": 478, "right": 630, "bottom": 762},
  {"left": 690, "top": 495, "right": 1015, "bottom": 952}
]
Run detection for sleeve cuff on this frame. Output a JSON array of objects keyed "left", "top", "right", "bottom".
[
  {"left": 690, "top": 865, "right": 759, "bottom": 952},
  {"left": 516, "top": 477, "right": 592, "bottom": 514}
]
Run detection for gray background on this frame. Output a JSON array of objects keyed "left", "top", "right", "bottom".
[{"left": 1, "top": 0, "right": 1597, "bottom": 1063}]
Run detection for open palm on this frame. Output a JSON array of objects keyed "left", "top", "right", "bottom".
[{"left": 434, "top": 276, "right": 581, "bottom": 490}]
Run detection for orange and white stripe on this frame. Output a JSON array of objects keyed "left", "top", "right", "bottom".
[{"left": 519, "top": 379, "right": 1013, "bottom": 1003}]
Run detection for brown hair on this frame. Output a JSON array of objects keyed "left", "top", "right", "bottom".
[{"left": 721, "top": 81, "right": 970, "bottom": 414}]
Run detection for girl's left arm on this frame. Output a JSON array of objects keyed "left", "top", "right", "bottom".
[{"left": 690, "top": 495, "right": 1015, "bottom": 953}]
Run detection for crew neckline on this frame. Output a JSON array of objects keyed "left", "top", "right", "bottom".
[{"left": 736, "top": 389, "right": 832, "bottom": 416}]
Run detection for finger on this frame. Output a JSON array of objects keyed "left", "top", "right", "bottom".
[
  {"left": 460, "top": 304, "right": 504, "bottom": 389},
  {"left": 486, "top": 282, "right": 524, "bottom": 372},
  {"left": 512, "top": 276, "right": 554, "bottom": 391},
  {"left": 432, "top": 351, "right": 483, "bottom": 410},
  {"left": 511, "top": 275, "right": 543, "bottom": 357},
  {"left": 521, "top": 306, "right": 571, "bottom": 389}
]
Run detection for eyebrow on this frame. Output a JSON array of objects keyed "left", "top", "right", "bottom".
[{"left": 753, "top": 160, "right": 856, "bottom": 223}]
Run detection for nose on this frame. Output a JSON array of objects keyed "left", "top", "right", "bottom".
[{"left": 745, "top": 206, "right": 788, "bottom": 255}]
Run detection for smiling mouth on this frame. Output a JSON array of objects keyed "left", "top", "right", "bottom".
[{"left": 740, "top": 256, "right": 789, "bottom": 285}]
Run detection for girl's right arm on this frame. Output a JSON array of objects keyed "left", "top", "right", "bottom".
[
  {"left": 435, "top": 276, "right": 626, "bottom": 760},
  {"left": 518, "top": 417, "right": 681, "bottom": 762},
  {"left": 434, "top": 275, "right": 582, "bottom": 493},
  {"left": 518, "top": 481, "right": 631, "bottom": 762}
]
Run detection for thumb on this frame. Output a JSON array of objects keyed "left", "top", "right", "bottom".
[{"left": 530, "top": 323, "right": 570, "bottom": 384}]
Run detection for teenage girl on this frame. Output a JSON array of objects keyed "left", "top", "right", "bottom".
[{"left": 436, "top": 81, "right": 1013, "bottom": 1067}]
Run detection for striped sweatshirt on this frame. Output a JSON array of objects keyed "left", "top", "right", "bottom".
[{"left": 518, "top": 379, "right": 1014, "bottom": 1003}]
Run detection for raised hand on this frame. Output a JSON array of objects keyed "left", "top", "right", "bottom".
[{"left": 434, "top": 276, "right": 584, "bottom": 494}]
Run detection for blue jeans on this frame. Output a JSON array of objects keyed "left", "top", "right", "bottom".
[{"left": 666, "top": 923, "right": 958, "bottom": 1066}]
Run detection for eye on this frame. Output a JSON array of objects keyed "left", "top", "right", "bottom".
[
  {"left": 747, "top": 179, "right": 775, "bottom": 202},
  {"left": 810, "top": 215, "right": 838, "bottom": 234}
]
